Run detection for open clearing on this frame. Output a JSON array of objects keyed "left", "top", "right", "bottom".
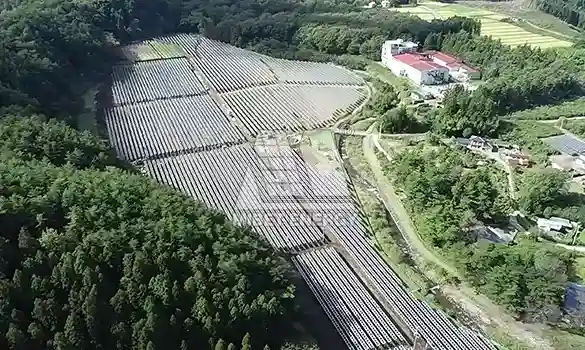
[{"left": 393, "top": 1, "right": 573, "bottom": 48}]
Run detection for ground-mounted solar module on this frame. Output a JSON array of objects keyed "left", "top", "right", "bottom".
[
  {"left": 221, "top": 85, "right": 367, "bottom": 135},
  {"left": 142, "top": 143, "right": 329, "bottom": 252},
  {"left": 544, "top": 134, "right": 585, "bottom": 156},
  {"left": 264, "top": 57, "right": 364, "bottom": 86},
  {"left": 160, "top": 33, "right": 278, "bottom": 93},
  {"left": 293, "top": 247, "right": 409, "bottom": 350},
  {"left": 111, "top": 58, "right": 207, "bottom": 106},
  {"left": 159, "top": 34, "right": 365, "bottom": 92},
  {"left": 104, "top": 95, "right": 245, "bottom": 161},
  {"left": 106, "top": 34, "right": 498, "bottom": 349}
]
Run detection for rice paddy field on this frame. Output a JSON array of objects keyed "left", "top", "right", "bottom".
[{"left": 393, "top": 1, "right": 573, "bottom": 48}]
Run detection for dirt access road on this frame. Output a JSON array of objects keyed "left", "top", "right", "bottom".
[{"left": 361, "top": 123, "right": 554, "bottom": 350}]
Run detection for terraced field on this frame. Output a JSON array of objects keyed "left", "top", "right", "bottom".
[{"left": 393, "top": 1, "right": 573, "bottom": 48}]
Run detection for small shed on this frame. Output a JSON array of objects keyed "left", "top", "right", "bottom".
[{"left": 537, "top": 217, "right": 574, "bottom": 233}]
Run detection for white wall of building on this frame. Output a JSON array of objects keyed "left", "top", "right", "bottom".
[
  {"left": 384, "top": 57, "right": 448, "bottom": 85},
  {"left": 381, "top": 40, "right": 417, "bottom": 61}
]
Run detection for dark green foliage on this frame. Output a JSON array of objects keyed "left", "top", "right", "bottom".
[
  {"left": 294, "top": 13, "right": 479, "bottom": 59},
  {"left": 536, "top": 0, "right": 585, "bottom": 28},
  {"left": 0, "top": 115, "right": 118, "bottom": 169},
  {"left": 431, "top": 84, "right": 499, "bottom": 137},
  {"left": 438, "top": 32, "right": 582, "bottom": 117},
  {"left": 387, "top": 144, "right": 508, "bottom": 247},
  {"left": 379, "top": 106, "right": 426, "bottom": 134},
  {"left": 369, "top": 80, "right": 399, "bottom": 115},
  {"left": 506, "top": 98, "right": 585, "bottom": 120},
  {"left": 518, "top": 167, "right": 570, "bottom": 214},
  {"left": 563, "top": 119, "right": 585, "bottom": 138},
  {"left": 0, "top": 0, "right": 482, "bottom": 117},
  {"left": 0, "top": 156, "right": 296, "bottom": 349},
  {"left": 460, "top": 240, "right": 572, "bottom": 322}
]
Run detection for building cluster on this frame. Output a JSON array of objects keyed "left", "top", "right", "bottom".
[
  {"left": 363, "top": 0, "right": 401, "bottom": 8},
  {"left": 456, "top": 136, "right": 531, "bottom": 168},
  {"left": 381, "top": 39, "right": 481, "bottom": 85}
]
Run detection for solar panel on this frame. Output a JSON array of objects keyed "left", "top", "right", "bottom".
[{"left": 544, "top": 134, "right": 585, "bottom": 155}]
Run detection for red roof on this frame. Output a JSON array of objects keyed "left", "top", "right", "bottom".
[
  {"left": 430, "top": 51, "right": 458, "bottom": 64},
  {"left": 426, "top": 51, "right": 480, "bottom": 73},
  {"left": 461, "top": 64, "right": 480, "bottom": 73},
  {"left": 392, "top": 53, "right": 446, "bottom": 71}
]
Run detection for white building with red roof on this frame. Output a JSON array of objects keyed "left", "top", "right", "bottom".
[
  {"left": 385, "top": 52, "right": 450, "bottom": 85},
  {"left": 381, "top": 40, "right": 481, "bottom": 85},
  {"left": 430, "top": 51, "right": 481, "bottom": 81}
]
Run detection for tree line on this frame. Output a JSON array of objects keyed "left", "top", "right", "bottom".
[
  {"left": 536, "top": 0, "right": 585, "bottom": 28},
  {"left": 0, "top": 0, "right": 482, "bottom": 119}
]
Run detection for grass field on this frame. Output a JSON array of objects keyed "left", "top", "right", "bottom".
[{"left": 393, "top": 1, "right": 573, "bottom": 48}]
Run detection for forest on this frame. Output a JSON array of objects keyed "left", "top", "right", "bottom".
[
  {"left": 0, "top": 116, "right": 299, "bottom": 350},
  {"left": 2, "top": 0, "right": 585, "bottom": 347},
  {"left": 423, "top": 31, "right": 584, "bottom": 138}
]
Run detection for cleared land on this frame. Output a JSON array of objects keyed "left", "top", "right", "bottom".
[{"left": 393, "top": 1, "right": 573, "bottom": 48}]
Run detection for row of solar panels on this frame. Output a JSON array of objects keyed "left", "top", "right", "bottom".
[{"left": 159, "top": 33, "right": 364, "bottom": 92}]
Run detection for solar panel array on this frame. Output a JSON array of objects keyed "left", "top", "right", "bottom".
[
  {"left": 221, "top": 85, "right": 367, "bottom": 135},
  {"left": 160, "top": 33, "right": 364, "bottom": 91},
  {"left": 111, "top": 58, "right": 207, "bottom": 106},
  {"left": 293, "top": 247, "right": 409, "bottom": 350},
  {"left": 143, "top": 143, "right": 328, "bottom": 252},
  {"left": 142, "top": 139, "right": 496, "bottom": 350},
  {"left": 544, "top": 134, "right": 585, "bottom": 155},
  {"left": 104, "top": 35, "right": 499, "bottom": 350},
  {"left": 160, "top": 34, "right": 278, "bottom": 92},
  {"left": 105, "top": 96, "right": 245, "bottom": 161},
  {"left": 263, "top": 57, "right": 363, "bottom": 85}
]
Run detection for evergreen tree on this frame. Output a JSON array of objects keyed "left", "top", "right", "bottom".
[
  {"left": 215, "top": 339, "right": 227, "bottom": 350},
  {"left": 241, "top": 333, "right": 252, "bottom": 350}
]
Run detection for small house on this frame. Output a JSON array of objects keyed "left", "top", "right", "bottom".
[
  {"left": 470, "top": 224, "right": 515, "bottom": 244},
  {"left": 468, "top": 135, "right": 494, "bottom": 152}
]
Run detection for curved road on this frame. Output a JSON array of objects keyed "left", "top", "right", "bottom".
[{"left": 358, "top": 124, "right": 554, "bottom": 350}]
